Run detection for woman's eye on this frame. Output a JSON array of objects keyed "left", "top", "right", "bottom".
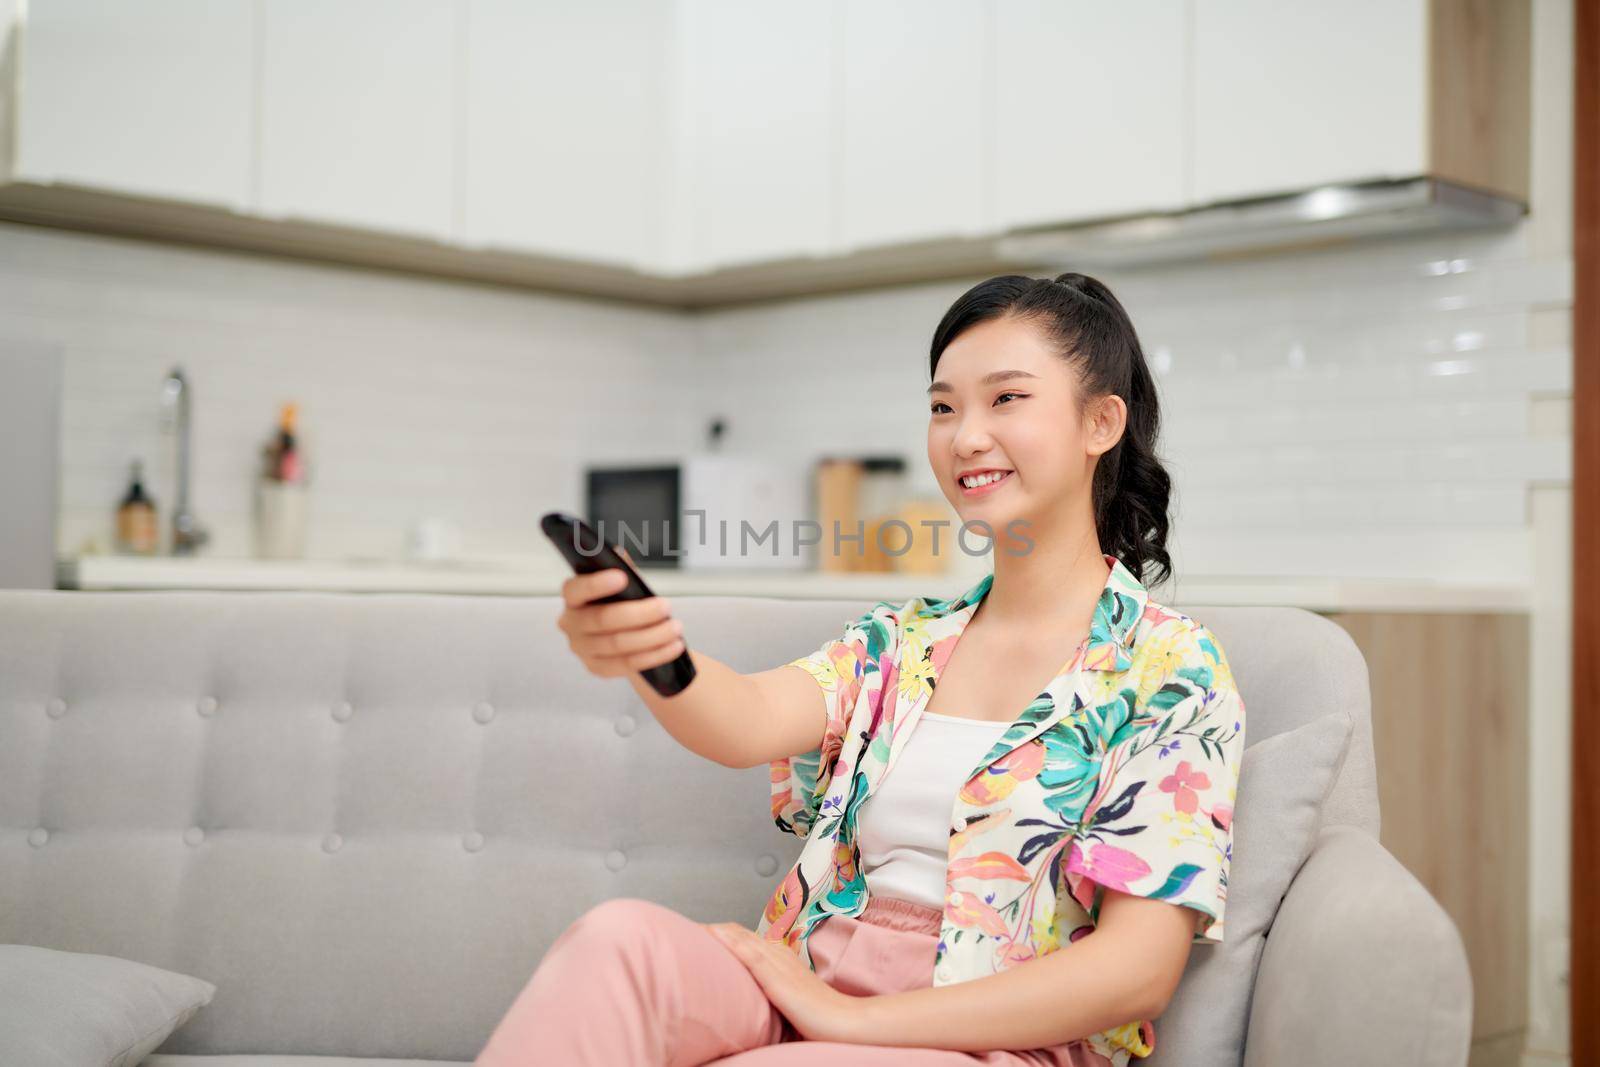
[{"left": 932, "top": 393, "right": 1024, "bottom": 415}]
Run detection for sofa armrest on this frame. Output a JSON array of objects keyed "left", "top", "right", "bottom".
[{"left": 1244, "top": 824, "right": 1472, "bottom": 1067}]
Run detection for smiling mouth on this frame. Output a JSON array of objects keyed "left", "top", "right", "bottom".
[{"left": 959, "top": 470, "right": 1013, "bottom": 496}]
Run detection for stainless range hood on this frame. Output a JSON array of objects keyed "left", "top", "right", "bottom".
[{"left": 994, "top": 177, "right": 1525, "bottom": 270}]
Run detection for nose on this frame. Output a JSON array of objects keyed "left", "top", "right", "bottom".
[{"left": 952, "top": 418, "right": 993, "bottom": 459}]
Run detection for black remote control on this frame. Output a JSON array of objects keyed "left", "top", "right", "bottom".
[{"left": 539, "top": 511, "right": 697, "bottom": 698}]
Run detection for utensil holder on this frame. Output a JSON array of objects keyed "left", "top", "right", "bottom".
[{"left": 254, "top": 479, "right": 309, "bottom": 559}]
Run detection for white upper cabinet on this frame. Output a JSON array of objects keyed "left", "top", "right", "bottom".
[
  {"left": 257, "top": 0, "right": 458, "bottom": 241},
  {"left": 678, "top": 0, "right": 834, "bottom": 272},
  {"left": 1192, "top": 0, "right": 1428, "bottom": 204},
  {"left": 5, "top": 0, "right": 1521, "bottom": 296},
  {"left": 992, "top": 1, "right": 1187, "bottom": 229},
  {"left": 835, "top": 0, "right": 988, "bottom": 253},
  {"left": 460, "top": 0, "right": 673, "bottom": 270},
  {"left": 16, "top": 0, "right": 254, "bottom": 210}
]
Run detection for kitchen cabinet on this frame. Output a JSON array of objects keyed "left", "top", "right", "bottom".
[
  {"left": 1193, "top": 0, "right": 1428, "bottom": 204},
  {"left": 460, "top": 0, "right": 674, "bottom": 270},
  {"left": 678, "top": 0, "right": 834, "bottom": 271},
  {"left": 835, "top": 0, "right": 987, "bottom": 252},
  {"left": 0, "top": 0, "right": 1532, "bottom": 307},
  {"left": 14, "top": 0, "right": 254, "bottom": 211},
  {"left": 1193, "top": 0, "right": 1529, "bottom": 206},
  {"left": 258, "top": 0, "right": 458, "bottom": 241},
  {"left": 992, "top": 1, "right": 1188, "bottom": 230},
  {"left": 1327, "top": 611, "right": 1530, "bottom": 1066}
]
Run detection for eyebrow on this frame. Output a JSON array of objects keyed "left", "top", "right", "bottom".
[{"left": 926, "top": 369, "right": 1042, "bottom": 396}]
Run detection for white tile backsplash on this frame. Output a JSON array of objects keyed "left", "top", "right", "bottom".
[
  {"left": 693, "top": 224, "right": 1571, "bottom": 588},
  {"left": 3, "top": 211, "right": 1570, "bottom": 587},
  {"left": 1, "top": 223, "right": 700, "bottom": 561},
  {"left": 2, "top": 159, "right": 1573, "bottom": 592}
]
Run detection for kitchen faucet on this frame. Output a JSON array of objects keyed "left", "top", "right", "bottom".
[{"left": 159, "top": 366, "right": 209, "bottom": 555}]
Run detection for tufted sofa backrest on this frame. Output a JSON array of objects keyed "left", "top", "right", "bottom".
[{"left": 0, "top": 590, "right": 1375, "bottom": 1060}]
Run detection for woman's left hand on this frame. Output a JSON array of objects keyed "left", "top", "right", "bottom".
[{"left": 704, "top": 922, "right": 870, "bottom": 1044}]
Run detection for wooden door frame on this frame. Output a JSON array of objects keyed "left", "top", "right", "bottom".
[{"left": 1574, "top": 0, "right": 1597, "bottom": 1062}]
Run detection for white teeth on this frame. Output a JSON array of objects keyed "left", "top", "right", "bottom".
[{"left": 961, "top": 471, "right": 1010, "bottom": 488}]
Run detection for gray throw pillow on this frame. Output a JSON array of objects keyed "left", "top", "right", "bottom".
[
  {"left": 1144, "top": 710, "right": 1353, "bottom": 1067},
  {"left": 0, "top": 944, "right": 215, "bottom": 1067}
]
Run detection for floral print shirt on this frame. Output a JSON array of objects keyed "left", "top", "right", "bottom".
[{"left": 756, "top": 554, "right": 1246, "bottom": 1065}]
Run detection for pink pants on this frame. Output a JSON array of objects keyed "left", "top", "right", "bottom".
[{"left": 474, "top": 894, "right": 1117, "bottom": 1066}]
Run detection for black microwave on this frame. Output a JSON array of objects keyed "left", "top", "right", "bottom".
[
  {"left": 585, "top": 465, "right": 680, "bottom": 568},
  {"left": 584, "top": 457, "right": 810, "bottom": 571}
]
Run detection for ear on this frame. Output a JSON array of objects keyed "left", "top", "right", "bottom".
[{"left": 1086, "top": 393, "right": 1128, "bottom": 458}]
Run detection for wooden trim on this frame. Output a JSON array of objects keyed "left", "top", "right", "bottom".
[
  {"left": 1574, "top": 0, "right": 1598, "bottom": 1062},
  {"left": 1327, "top": 612, "right": 1529, "bottom": 1050},
  {"left": 0, "top": 180, "right": 1086, "bottom": 313},
  {"left": 1430, "top": 0, "right": 1533, "bottom": 203}
]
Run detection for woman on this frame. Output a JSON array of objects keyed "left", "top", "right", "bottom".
[{"left": 476, "top": 272, "right": 1246, "bottom": 1066}]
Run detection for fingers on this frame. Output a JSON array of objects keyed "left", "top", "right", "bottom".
[
  {"left": 586, "top": 633, "right": 687, "bottom": 677},
  {"left": 560, "top": 592, "right": 673, "bottom": 636},
  {"left": 560, "top": 566, "right": 629, "bottom": 609},
  {"left": 705, "top": 923, "right": 756, "bottom": 958},
  {"left": 706, "top": 925, "right": 799, "bottom": 991},
  {"left": 560, "top": 596, "right": 683, "bottom": 678},
  {"left": 590, "top": 613, "right": 683, "bottom": 657},
  {"left": 554, "top": 543, "right": 685, "bottom": 680}
]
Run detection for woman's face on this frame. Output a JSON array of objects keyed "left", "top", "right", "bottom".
[{"left": 926, "top": 314, "right": 1124, "bottom": 546}]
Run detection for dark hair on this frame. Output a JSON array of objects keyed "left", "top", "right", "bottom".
[{"left": 928, "top": 271, "right": 1173, "bottom": 589}]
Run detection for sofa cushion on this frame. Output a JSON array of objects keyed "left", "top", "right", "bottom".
[
  {"left": 0, "top": 944, "right": 215, "bottom": 1067},
  {"left": 1144, "top": 709, "right": 1353, "bottom": 1066}
]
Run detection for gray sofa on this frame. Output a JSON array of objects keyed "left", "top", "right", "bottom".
[{"left": 0, "top": 588, "right": 1472, "bottom": 1066}]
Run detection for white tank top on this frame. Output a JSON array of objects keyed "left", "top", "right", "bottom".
[{"left": 856, "top": 711, "right": 1013, "bottom": 911}]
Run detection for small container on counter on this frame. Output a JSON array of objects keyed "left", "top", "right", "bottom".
[
  {"left": 114, "top": 458, "right": 160, "bottom": 555},
  {"left": 253, "top": 401, "right": 310, "bottom": 559},
  {"left": 815, "top": 455, "right": 911, "bottom": 573}
]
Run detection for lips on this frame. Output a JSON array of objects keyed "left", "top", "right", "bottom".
[{"left": 959, "top": 470, "right": 1014, "bottom": 497}]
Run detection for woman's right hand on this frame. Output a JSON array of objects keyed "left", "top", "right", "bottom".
[{"left": 556, "top": 544, "right": 686, "bottom": 679}]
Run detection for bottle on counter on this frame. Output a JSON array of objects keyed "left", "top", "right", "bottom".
[
  {"left": 114, "top": 458, "right": 160, "bottom": 555},
  {"left": 254, "top": 401, "right": 310, "bottom": 559},
  {"left": 262, "top": 401, "right": 304, "bottom": 483}
]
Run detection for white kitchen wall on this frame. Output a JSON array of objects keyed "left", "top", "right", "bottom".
[
  {"left": 697, "top": 221, "right": 1572, "bottom": 595},
  {"left": 0, "top": 186, "right": 1572, "bottom": 587},
  {"left": 0, "top": 224, "right": 701, "bottom": 560}
]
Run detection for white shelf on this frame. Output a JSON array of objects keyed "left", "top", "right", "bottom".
[{"left": 55, "top": 554, "right": 1530, "bottom": 614}]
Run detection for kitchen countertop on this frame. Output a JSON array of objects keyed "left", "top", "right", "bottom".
[{"left": 54, "top": 553, "right": 1531, "bottom": 613}]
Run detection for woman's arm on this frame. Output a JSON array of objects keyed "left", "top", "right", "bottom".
[
  {"left": 844, "top": 890, "right": 1198, "bottom": 1051},
  {"left": 557, "top": 559, "right": 831, "bottom": 771},
  {"left": 624, "top": 651, "right": 830, "bottom": 771}
]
